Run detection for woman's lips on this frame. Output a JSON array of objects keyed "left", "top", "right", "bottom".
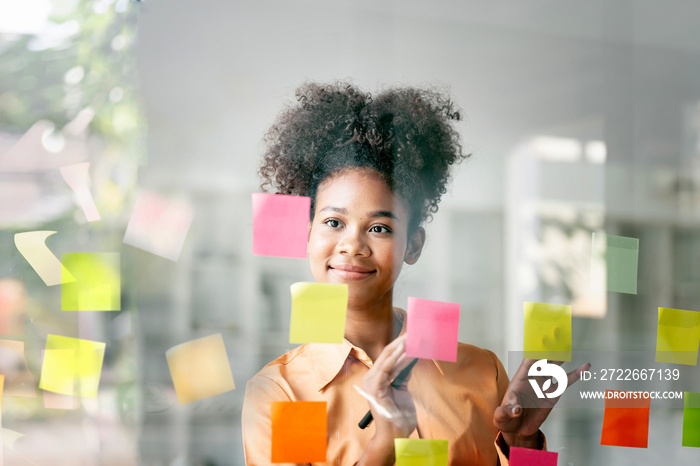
[{"left": 329, "top": 264, "right": 375, "bottom": 281}]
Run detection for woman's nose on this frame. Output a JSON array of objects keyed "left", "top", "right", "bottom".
[{"left": 337, "top": 228, "right": 370, "bottom": 256}]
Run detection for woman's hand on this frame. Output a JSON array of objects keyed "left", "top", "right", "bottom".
[
  {"left": 356, "top": 334, "right": 417, "bottom": 465},
  {"left": 493, "top": 358, "right": 591, "bottom": 450}
]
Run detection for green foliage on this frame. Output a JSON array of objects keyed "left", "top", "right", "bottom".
[{"left": 0, "top": 0, "right": 143, "bottom": 152}]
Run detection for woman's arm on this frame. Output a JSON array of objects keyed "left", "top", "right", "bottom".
[
  {"left": 356, "top": 334, "right": 417, "bottom": 466},
  {"left": 493, "top": 358, "right": 590, "bottom": 457},
  {"left": 241, "top": 375, "right": 300, "bottom": 466}
]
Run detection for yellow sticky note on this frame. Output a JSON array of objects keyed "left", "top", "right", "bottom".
[
  {"left": 39, "top": 335, "right": 106, "bottom": 397},
  {"left": 523, "top": 302, "right": 572, "bottom": 361},
  {"left": 656, "top": 307, "right": 700, "bottom": 366},
  {"left": 289, "top": 282, "right": 348, "bottom": 344},
  {"left": 166, "top": 333, "right": 236, "bottom": 404},
  {"left": 395, "top": 439, "right": 448, "bottom": 466},
  {"left": 61, "top": 253, "right": 120, "bottom": 311},
  {"left": 14, "top": 231, "right": 75, "bottom": 286}
]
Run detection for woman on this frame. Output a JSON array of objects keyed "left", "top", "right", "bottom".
[{"left": 242, "top": 82, "right": 587, "bottom": 465}]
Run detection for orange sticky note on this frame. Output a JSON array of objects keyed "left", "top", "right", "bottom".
[
  {"left": 252, "top": 193, "right": 310, "bottom": 258},
  {"left": 0, "top": 278, "right": 25, "bottom": 336},
  {"left": 271, "top": 401, "right": 326, "bottom": 463},
  {"left": 600, "top": 390, "right": 650, "bottom": 448},
  {"left": 166, "top": 333, "right": 236, "bottom": 404}
]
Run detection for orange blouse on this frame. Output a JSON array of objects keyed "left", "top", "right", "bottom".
[{"left": 242, "top": 310, "right": 519, "bottom": 465}]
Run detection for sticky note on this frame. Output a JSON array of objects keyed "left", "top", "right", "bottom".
[
  {"left": 656, "top": 307, "right": 700, "bottom": 366},
  {"left": 60, "top": 162, "right": 101, "bottom": 222},
  {"left": 289, "top": 282, "right": 348, "bottom": 344},
  {"left": 592, "top": 232, "right": 639, "bottom": 294},
  {"left": 523, "top": 302, "right": 572, "bottom": 361},
  {"left": 510, "top": 446, "right": 558, "bottom": 465},
  {"left": 0, "top": 278, "right": 25, "bottom": 336},
  {"left": 43, "top": 389, "right": 80, "bottom": 410},
  {"left": 394, "top": 439, "right": 448, "bottom": 466},
  {"left": 0, "top": 340, "right": 36, "bottom": 397},
  {"left": 39, "top": 335, "right": 106, "bottom": 397},
  {"left": 271, "top": 401, "right": 326, "bottom": 463},
  {"left": 14, "top": 231, "right": 76, "bottom": 286},
  {"left": 600, "top": 390, "right": 650, "bottom": 448},
  {"left": 123, "top": 190, "right": 194, "bottom": 261},
  {"left": 405, "top": 297, "right": 460, "bottom": 362},
  {"left": 683, "top": 392, "right": 700, "bottom": 447},
  {"left": 61, "top": 252, "right": 120, "bottom": 311},
  {"left": 166, "top": 333, "right": 236, "bottom": 404},
  {"left": 252, "top": 193, "right": 310, "bottom": 258}
]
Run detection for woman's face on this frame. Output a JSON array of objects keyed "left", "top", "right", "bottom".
[{"left": 307, "top": 169, "right": 423, "bottom": 309}]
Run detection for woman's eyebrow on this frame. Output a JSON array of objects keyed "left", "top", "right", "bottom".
[
  {"left": 368, "top": 210, "right": 399, "bottom": 220},
  {"left": 319, "top": 206, "right": 399, "bottom": 220},
  {"left": 319, "top": 206, "right": 347, "bottom": 214}
]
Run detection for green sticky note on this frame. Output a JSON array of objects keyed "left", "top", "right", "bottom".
[
  {"left": 62, "top": 253, "right": 120, "bottom": 311},
  {"left": 395, "top": 439, "right": 448, "bottom": 466},
  {"left": 656, "top": 307, "right": 700, "bottom": 366},
  {"left": 683, "top": 392, "right": 700, "bottom": 447},
  {"left": 39, "top": 335, "right": 106, "bottom": 397},
  {"left": 523, "top": 302, "right": 572, "bottom": 361},
  {"left": 289, "top": 282, "right": 348, "bottom": 344},
  {"left": 592, "top": 233, "right": 639, "bottom": 294}
]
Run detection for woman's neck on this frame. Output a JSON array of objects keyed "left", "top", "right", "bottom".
[{"left": 343, "top": 292, "right": 396, "bottom": 362}]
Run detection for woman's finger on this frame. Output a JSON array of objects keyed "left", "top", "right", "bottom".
[
  {"left": 371, "top": 334, "right": 407, "bottom": 368},
  {"left": 493, "top": 403, "right": 523, "bottom": 432},
  {"left": 362, "top": 336, "right": 407, "bottom": 392},
  {"left": 566, "top": 362, "right": 591, "bottom": 387}
]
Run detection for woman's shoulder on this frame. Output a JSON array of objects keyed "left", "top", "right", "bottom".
[
  {"left": 452, "top": 341, "right": 505, "bottom": 375},
  {"left": 251, "top": 344, "right": 313, "bottom": 381}
]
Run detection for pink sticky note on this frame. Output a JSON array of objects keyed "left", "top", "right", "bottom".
[
  {"left": 510, "top": 446, "right": 558, "bottom": 465},
  {"left": 60, "top": 162, "right": 101, "bottom": 222},
  {"left": 123, "top": 190, "right": 194, "bottom": 261},
  {"left": 405, "top": 297, "right": 460, "bottom": 362},
  {"left": 252, "top": 193, "right": 310, "bottom": 258}
]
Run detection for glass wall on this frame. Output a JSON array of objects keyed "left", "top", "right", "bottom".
[{"left": 2, "top": 0, "right": 699, "bottom": 464}]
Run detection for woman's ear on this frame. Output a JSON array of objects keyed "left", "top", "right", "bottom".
[{"left": 404, "top": 227, "right": 425, "bottom": 265}]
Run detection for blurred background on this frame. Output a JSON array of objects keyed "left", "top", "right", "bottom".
[{"left": 1, "top": 0, "right": 699, "bottom": 464}]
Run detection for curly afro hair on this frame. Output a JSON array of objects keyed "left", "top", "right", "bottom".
[{"left": 259, "top": 81, "right": 468, "bottom": 232}]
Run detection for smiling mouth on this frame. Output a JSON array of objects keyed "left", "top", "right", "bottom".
[{"left": 328, "top": 265, "right": 376, "bottom": 281}]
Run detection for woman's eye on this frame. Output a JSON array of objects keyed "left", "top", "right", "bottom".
[
  {"left": 370, "top": 225, "right": 391, "bottom": 234},
  {"left": 324, "top": 219, "right": 341, "bottom": 228}
]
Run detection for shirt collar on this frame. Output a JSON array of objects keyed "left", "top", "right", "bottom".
[{"left": 312, "top": 307, "right": 445, "bottom": 392}]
